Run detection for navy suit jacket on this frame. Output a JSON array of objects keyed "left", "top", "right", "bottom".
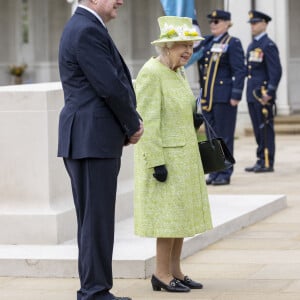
[
  {"left": 58, "top": 7, "right": 140, "bottom": 159},
  {"left": 246, "top": 34, "right": 282, "bottom": 103}
]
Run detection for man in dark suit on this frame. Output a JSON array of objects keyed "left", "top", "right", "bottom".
[
  {"left": 198, "top": 10, "right": 246, "bottom": 186},
  {"left": 58, "top": 0, "right": 143, "bottom": 299},
  {"left": 245, "top": 10, "right": 282, "bottom": 173}
]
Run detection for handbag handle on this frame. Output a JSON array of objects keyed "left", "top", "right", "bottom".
[{"left": 201, "top": 114, "right": 218, "bottom": 141}]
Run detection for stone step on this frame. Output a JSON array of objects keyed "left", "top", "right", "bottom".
[
  {"left": 274, "top": 114, "right": 300, "bottom": 124},
  {"left": 0, "top": 194, "right": 287, "bottom": 279},
  {"left": 245, "top": 123, "right": 300, "bottom": 136},
  {"left": 245, "top": 114, "right": 300, "bottom": 136}
]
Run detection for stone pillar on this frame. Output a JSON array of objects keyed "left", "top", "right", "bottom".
[
  {"left": 226, "top": 0, "right": 253, "bottom": 132},
  {"left": 0, "top": 82, "right": 76, "bottom": 244},
  {"left": 0, "top": 82, "right": 135, "bottom": 245},
  {"left": 255, "top": 0, "right": 291, "bottom": 115}
]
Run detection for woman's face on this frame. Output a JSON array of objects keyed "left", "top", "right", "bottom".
[
  {"left": 209, "top": 19, "right": 230, "bottom": 37},
  {"left": 168, "top": 42, "right": 194, "bottom": 69}
]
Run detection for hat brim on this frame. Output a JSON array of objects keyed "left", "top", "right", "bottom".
[
  {"left": 151, "top": 36, "right": 204, "bottom": 45},
  {"left": 208, "top": 16, "right": 231, "bottom": 21},
  {"left": 248, "top": 18, "right": 267, "bottom": 23}
]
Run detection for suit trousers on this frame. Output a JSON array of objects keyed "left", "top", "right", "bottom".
[{"left": 64, "top": 157, "right": 121, "bottom": 300}]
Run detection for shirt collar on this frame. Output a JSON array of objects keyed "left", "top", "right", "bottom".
[
  {"left": 213, "top": 32, "right": 227, "bottom": 42},
  {"left": 78, "top": 4, "right": 106, "bottom": 28},
  {"left": 254, "top": 32, "right": 267, "bottom": 41}
]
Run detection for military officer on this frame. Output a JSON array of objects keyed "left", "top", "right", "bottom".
[
  {"left": 245, "top": 10, "right": 282, "bottom": 173},
  {"left": 198, "top": 10, "right": 246, "bottom": 185}
]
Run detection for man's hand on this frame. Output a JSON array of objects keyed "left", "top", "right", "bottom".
[
  {"left": 230, "top": 99, "right": 240, "bottom": 106},
  {"left": 262, "top": 94, "right": 272, "bottom": 105},
  {"left": 129, "top": 121, "right": 144, "bottom": 144}
]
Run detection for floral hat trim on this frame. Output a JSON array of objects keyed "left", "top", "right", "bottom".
[
  {"left": 151, "top": 16, "right": 204, "bottom": 45},
  {"left": 159, "top": 23, "right": 199, "bottom": 39}
]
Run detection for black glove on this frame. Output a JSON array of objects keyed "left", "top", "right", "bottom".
[
  {"left": 153, "top": 165, "right": 168, "bottom": 182},
  {"left": 193, "top": 113, "right": 204, "bottom": 129}
]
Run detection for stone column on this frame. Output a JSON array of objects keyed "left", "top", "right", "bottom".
[
  {"left": 255, "top": 0, "right": 291, "bottom": 115},
  {"left": 0, "top": 83, "right": 76, "bottom": 244},
  {"left": 227, "top": 0, "right": 253, "bottom": 132},
  {"left": 0, "top": 82, "right": 136, "bottom": 245}
]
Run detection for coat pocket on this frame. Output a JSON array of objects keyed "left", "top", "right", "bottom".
[{"left": 162, "top": 135, "right": 186, "bottom": 148}]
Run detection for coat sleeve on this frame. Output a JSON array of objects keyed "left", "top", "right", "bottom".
[
  {"left": 228, "top": 38, "right": 247, "bottom": 100},
  {"left": 264, "top": 41, "right": 282, "bottom": 98},
  {"left": 77, "top": 26, "right": 140, "bottom": 138},
  {"left": 134, "top": 67, "right": 165, "bottom": 169}
]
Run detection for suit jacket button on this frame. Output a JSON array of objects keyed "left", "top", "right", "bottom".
[
  {"left": 220, "top": 80, "right": 223, "bottom": 84},
  {"left": 248, "top": 75, "right": 252, "bottom": 79}
]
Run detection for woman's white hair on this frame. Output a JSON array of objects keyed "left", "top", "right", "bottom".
[{"left": 154, "top": 42, "right": 175, "bottom": 55}]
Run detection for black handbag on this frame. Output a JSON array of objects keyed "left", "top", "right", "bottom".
[{"left": 198, "top": 116, "right": 235, "bottom": 174}]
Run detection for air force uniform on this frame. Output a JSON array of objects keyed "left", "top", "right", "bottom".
[
  {"left": 198, "top": 10, "right": 246, "bottom": 184},
  {"left": 246, "top": 10, "right": 282, "bottom": 172}
]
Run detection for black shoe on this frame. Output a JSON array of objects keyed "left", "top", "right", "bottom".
[
  {"left": 112, "top": 296, "right": 132, "bottom": 300},
  {"left": 206, "top": 178, "right": 213, "bottom": 185},
  {"left": 254, "top": 166, "right": 274, "bottom": 173},
  {"left": 151, "top": 274, "right": 190, "bottom": 292},
  {"left": 245, "top": 163, "right": 260, "bottom": 172},
  {"left": 175, "top": 275, "right": 203, "bottom": 289},
  {"left": 206, "top": 176, "right": 217, "bottom": 185},
  {"left": 211, "top": 178, "right": 230, "bottom": 186}
]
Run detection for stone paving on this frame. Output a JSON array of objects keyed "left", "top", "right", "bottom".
[{"left": 1, "top": 134, "right": 299, "bottom": 300}]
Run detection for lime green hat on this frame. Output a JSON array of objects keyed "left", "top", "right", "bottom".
[{"left": 151, "top": 16, "right": 204, "bottom": 45}]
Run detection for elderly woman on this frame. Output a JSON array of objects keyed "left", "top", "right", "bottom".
[{"left": 134, "top": 16, "right": 213, "bottom": 293}]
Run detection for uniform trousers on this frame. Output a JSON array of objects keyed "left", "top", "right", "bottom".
[
  {"left": 247, "top": 101, "right": 275, "bottom": 167},
  {"left": 64, "top": 157, "right": 121, "bottom": 300},
  {"left": 203, "top": 103, "right": 237, "bottom": 181}
]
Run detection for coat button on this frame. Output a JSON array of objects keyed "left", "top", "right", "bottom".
[
  {"left": 248, "top": 65, "right": 252, "bottom": 69},
  {"left": 248, "top": 75, "right": 252, "bottom": 79},
  {"left": 220, "top": 80, "right": 223, "bottom": 84}
]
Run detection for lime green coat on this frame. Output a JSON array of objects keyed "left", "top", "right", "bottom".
[{"left": 134, "top": 57, "right": 212, "bottom": 237}]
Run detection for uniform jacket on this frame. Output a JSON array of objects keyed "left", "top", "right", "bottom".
[
  {"left": 58, "top": 7, "right": 140, "bottom": 159},
  {"left": 246, "top": 33, "right": 282, "bottom": 103},
  {"left": 198, "top": 32, "right": 246, "bottom": 111}
]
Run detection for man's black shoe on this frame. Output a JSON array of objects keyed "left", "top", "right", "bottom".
[
  {"left": 245, "top": 163, "right": 260, "bottom": 172},
  {"left": 254, "top": 166, "right": 274, "bottom": 173},
  {"left": 211, "top": 178, "right": 230, "bottom": 186},
  {"left": 112, "top": 296, "right": 132, "bottom": 300}
]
